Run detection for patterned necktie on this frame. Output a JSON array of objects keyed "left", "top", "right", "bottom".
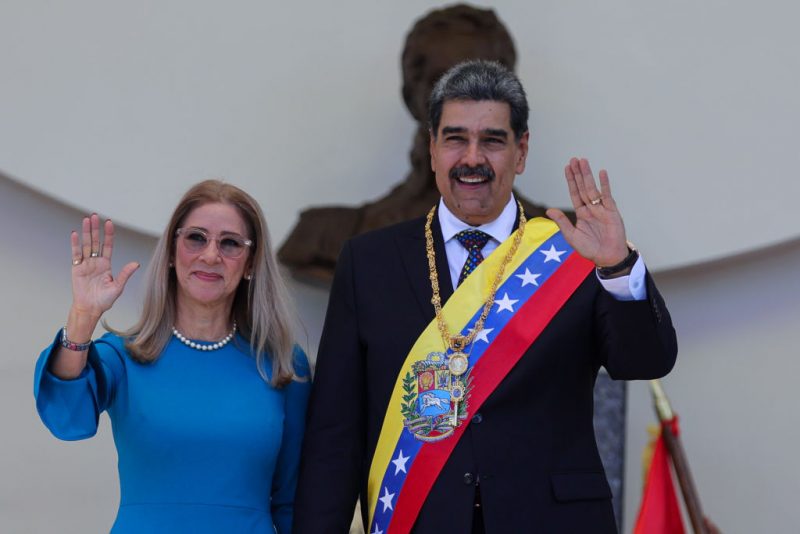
[{"left": 455, "top": 229, "right": 492, "bottom": 286}]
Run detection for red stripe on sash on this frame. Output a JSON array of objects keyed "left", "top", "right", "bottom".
[{"left": 387, "top": 253, "right": 594, "bottom": 534}]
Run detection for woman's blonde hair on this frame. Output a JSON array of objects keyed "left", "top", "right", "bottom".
[{"left": 111, "top": 179, "right": 298, "bottom": 387}]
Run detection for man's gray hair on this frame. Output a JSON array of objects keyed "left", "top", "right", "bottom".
[{"left": 428, "top": 59, "right": 529, "bottom": 140}]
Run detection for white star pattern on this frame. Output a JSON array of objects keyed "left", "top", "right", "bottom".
[
  {"left": 371, "top": 525, "right": 384, "bottom": 534},
  {"left": 392, "top": 450, "right": 410, "bottom": 475},
  {"left": 379, "top": 486, "right": 395, "bottom": 513},
  {"left": 473, "top": 327, "right": 494, "bottom": 343},
  {"left": 494, "top": 293, "right": 519, "bottom": 313},
  {"left": 540, "top": 244, "right": 567, "bottom": 263},
  {"left": 515, "top": 268, "right": 541, "bottom": 287}
]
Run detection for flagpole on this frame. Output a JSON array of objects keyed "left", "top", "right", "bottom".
[{"left": 649, "top": 379, "right": 708, "bottom": 534}]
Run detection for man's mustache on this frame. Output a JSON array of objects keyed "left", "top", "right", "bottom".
[{"left": 449, "top": 165, "right": 495, "bottom": 181}]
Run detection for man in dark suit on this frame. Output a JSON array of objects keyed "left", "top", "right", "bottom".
[{"left": 294, "top": 60, "right": 677, "bottom": 534}]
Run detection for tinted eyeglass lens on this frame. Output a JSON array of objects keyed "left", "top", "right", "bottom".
[
  {"left": 183, "top": 230, "right": 209, "bottom": 252},
  {"left": 219, "top": 237, "right": 245, "bottom": 257}
]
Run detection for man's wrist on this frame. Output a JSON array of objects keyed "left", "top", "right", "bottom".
[{"left": 596, "top": 246, "right": 639, "bottom": 279}]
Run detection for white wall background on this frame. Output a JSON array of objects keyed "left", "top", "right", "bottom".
[
  {"left": 1, "top": 1, "right": 799, "bottom": 533},
  {"left": 2, "top": 0, "right": 800, "bottom": 269}
]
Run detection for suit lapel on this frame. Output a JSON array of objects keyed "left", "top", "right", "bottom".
[{"left": 395, "top": 212, "right": 453, "bottom": 322}]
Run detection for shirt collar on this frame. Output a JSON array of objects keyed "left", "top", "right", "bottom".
[{"left": 438, "top": 195, "right": 517, "bottom": 244}]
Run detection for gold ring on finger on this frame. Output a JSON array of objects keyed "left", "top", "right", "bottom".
[
  {"left": 590, "top": 197, "right": 602, "bottom": 206},
  {"left": 72, "top": 258, "right": 82, "bottom": 266},
  {"left": 90, "top": 251, "right": 99, "bottom": 257}
]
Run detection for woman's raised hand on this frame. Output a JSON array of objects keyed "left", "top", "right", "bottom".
[
  {"left": 51, "top": 214, "right": 140, "bottom": 379},
  {"left": 70, "top": 214, "right": 140, "bottom": 320}
]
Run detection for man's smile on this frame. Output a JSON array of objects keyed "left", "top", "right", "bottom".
[
  {"left": 449, "top": 164, "right": 495, "bottom": 186},
  {"left": 455, "top": 175, "right": 490, "bottom": 185}
]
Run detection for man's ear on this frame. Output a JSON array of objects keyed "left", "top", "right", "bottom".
[{"left": 515, "top": 131, "right": 530, "bottom": 174}]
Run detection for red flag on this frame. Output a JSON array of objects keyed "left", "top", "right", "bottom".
[{"left": 633, "top": 418, "right": 685, "bottom": 534}]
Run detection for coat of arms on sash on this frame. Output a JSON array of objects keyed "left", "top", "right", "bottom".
[{"left": 401, "top": 351, "right": 472, "bottom": 442}]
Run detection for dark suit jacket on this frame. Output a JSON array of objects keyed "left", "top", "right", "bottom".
[{"left": 294, "top": 213, "right": 677, "bottom": 534}]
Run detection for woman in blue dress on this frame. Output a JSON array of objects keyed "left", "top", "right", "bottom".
[{"left": 34, "top": 180, "right": 311, "bottom": 533}]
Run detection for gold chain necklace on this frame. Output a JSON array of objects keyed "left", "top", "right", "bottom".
[{"left": 425, "top": 201, "right": 526, "bottom": 376}]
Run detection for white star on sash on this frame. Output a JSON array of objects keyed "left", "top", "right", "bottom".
[
  {"left": 371, "top": 525, "right": 384, "bottom": 534},
  {"left": 494, "top": 293, "right": 519, "bottom": 313},
  {"left": 379, "top": 486, "right": 395, "bottom": 512},
  {"left": 540, "top": 244, "right": 567, "bottom": 263},
  {"left": 515, "top": 268, "right": 541, "bottom": 287},
  {"left": 392, "top": 450, "right": 410, "bottom": 475},
  {"left": 473, "top": 327, "right": 494, "bottom": 343}
]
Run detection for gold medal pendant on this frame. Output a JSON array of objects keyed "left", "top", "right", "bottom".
[
  {"left": 447, "top": 351, "right": 469, "bottom": 427},
  {"left": 449, "top": 383, "right": 466, "bottom": 426},
  {"left": 448, "top": 352, "right": 469, "bottom": 376}
]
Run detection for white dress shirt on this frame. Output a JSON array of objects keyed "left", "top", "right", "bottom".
[{"left": 437, "top": 196, "right": 647, "bottom": 300}]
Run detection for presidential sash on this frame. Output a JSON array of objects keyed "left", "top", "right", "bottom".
[{"left": 366, "top": 218, "right": 594, "bottom": 534}]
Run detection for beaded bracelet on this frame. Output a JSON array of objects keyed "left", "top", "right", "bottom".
[{"left": 61, "top": 326, "right": 91, "bottom": 352}]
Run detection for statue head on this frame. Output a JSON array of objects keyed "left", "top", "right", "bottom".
[{"left": 401, "top": 4, "right": 517, "bottom": 123}]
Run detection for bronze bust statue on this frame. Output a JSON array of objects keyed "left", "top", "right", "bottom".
[{"left": 278, "top": 4, "right": 560, "bottom": 284}]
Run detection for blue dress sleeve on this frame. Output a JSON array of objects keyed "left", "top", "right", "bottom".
[
  {"left": 271, "top": 345, "right": 312, "bottom": 534},
  {"left": 33, "top": 330, "right": 126, "bottom": 441}
]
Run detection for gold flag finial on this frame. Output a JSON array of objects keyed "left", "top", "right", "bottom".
[{"left": 649, "top": 379, "right": 674, "bottom": 422}]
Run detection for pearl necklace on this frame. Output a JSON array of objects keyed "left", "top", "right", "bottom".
[{"left": 172, "top": 321, "right": 237, "bottom": 351}]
